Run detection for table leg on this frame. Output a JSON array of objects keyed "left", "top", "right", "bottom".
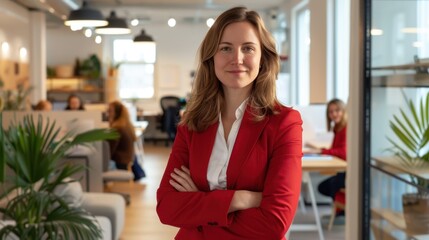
[
  {"left": 304, "top": 171, "right": 325, "bottom": 240},
  {"left": 287, "top": 172, "right": 325, "bottom": 240}
]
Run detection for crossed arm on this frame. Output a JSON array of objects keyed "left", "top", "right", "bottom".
[{"left": 169, "top": 165, "right": 262, "bottom": 213}]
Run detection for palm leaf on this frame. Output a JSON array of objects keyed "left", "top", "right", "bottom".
[
  {"left": 388, "top": 91, "right": 429, "bottom": 188},
  {"left": 0, "top": 114, "right": 5, "bottom": 182},
  {"left": 0, "top": 114, "right": 118, "bottom": 239},
  {"left": 392, "top": 115, "right": 418, "bottom": 147}
]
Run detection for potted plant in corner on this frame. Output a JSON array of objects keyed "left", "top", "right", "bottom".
[
  {"left": 388, "top": 91, "right": 429, "bottom": 235},
  {"left": 0, "top": 114, "right": 118, "bottom": 239}
]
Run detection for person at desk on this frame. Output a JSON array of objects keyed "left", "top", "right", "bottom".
[
  {"left": 107, "top": 100, "right": 137, "bottom": 170},
  {"left": 304, "top": 98, "right": 347, "bottom": 214},
  {"left": 34, "top": 100, "right": 52, "bottom": 111},
  {"left": 64, "top": 94, "right": 85, "bottom": 111},
  {"left": 156, "top": 7, "right": 303, "bottom": 240}
]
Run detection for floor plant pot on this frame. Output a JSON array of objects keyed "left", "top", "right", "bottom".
[{"left": 402, "top": 193, "right": 429, "bottom": 235}]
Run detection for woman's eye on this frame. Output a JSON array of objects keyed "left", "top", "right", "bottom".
[
  {"left": 219, "top": 46, "right": 231, "bottom": 52},
  {"left": 243, "top": 46, "right": 255, "bottom": 52}
]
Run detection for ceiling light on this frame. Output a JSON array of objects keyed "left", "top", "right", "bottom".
[
  {"left": 370, "top": 28, "right": 383, "bottom": 36},
  {"left": 84, "top": 28, "right": 92, "bottom": 37},
  {"left": 168, "top": 18, "right": 176, "bottom": 27},
  {"left": 95, "top": 11, "right": 131, "bottom": 35},
  {"left": 206, "top": 18, "right": 215, "bottom": 27},
  {"left": 64, "top": 1, "right": 108, "bottom": 28},
  {"left": 131, "top": 18, "right": 139, "bottom": 26},
  {"left": 70, "top": 25, "right": 83, "bottom": 31},
  {"left": 133, "top": 29, "right": 155, "bottom": 43},
  {"left": 95, "top": 36, "right": 102, "bottom": 44}
]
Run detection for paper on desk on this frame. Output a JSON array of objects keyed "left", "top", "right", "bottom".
[{"left": 302, "top": 154, "right": 333, "bottom": 161}]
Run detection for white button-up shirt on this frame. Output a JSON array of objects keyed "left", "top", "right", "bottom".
[{"left": 207, "top": 100, "right": 247, "bottom": 190}]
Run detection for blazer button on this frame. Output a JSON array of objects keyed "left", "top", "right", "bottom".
[{"left": 197, "top": 226, "right": 203, "bottom": 232}]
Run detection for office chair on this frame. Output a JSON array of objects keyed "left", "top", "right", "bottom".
[
  {"left": 157, "top": 96, "right": 181, "bottom": 146},
  {"left": 101, "top": 141, "right": 134, "bottom": 205}
]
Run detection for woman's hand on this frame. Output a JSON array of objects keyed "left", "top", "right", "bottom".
[
  {"left": 169, "top": 166, "right": 199, "bottom": 192},
  {"left": 228, "top": 190, "right": 262, "bottom": 213}
]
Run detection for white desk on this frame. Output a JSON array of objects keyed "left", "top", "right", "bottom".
[{"left": 288, "top": 155, "right": 347, "bottom": 240}]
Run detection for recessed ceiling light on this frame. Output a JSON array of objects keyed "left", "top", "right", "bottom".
[
  {"left": 168, "top": 18, "right": 176, "bottom": 27},
  {"left": 206, "top": 18, "right": 215, "bottom": 27},
  {"left": 131, "top": 19, "right": 139, "bottom": 26}
]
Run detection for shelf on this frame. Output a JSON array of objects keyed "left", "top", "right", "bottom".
[
  {"left": 371, "top": 208, "right": 406, "bottom": 230},
  {"left": 371, "top": 208, "right": 429, "bottom": 240},
  {"left": 371, "top": 74, "right": 429, "bottom": 88},
  {"left": 371, "top": 156, "right": 429, "bottom": 193},
  {"left": 47, "top": 77, "right": 100, "bottom": 80},
  {"left": 46, "top": 77, "right": 104, "bottom": 103},
  {"left": 372, "top": 62, "right": 429, "bottom": 71},
  {"left": 48, "top": 89, "right": 104, "bottom": 93}
]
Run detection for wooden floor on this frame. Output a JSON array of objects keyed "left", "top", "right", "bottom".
[
  {"left": 108, "top": 143, "right": 344, "bottom": 240},
  {"left": 106, "top": 144, "right": 177, "bottom": 240}
]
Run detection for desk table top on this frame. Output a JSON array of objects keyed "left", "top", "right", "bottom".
[{"left": 302, "top": 155, "right": 347, "bottom": 172}]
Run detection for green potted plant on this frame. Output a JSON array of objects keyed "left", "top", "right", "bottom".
[
  {"left": 0, "top": 114, "right": 118, "bottom": 239},
  {"left": 0, "top": 79, "right": 33, "bottom": 111},
  {"left": 387, "top": 91, "right": 429, "bottom": 235}
]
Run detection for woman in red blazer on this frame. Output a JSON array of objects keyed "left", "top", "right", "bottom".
[
  {"left": 157, "top": 7, "right": 303, "bottom": 240},
  {"left": 305, "top": 99, "right": 347, "bottom": 209}
]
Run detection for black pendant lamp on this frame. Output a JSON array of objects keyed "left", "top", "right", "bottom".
[
  {"left": 95, "top": 11, "right": 131, "bottom": 35},
  {"left": 65, "top": 1, "right": 108, "bottom": 27},
  {"left": 133, "top": 29, "right": 155, "bottom": 43}
]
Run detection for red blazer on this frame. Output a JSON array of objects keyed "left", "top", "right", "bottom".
[
  {"left": 321, "top": 125, "right": 347, "bottom": 161},
  {"left": 157, "top": 106, "right": 303, "bottom": 240}
]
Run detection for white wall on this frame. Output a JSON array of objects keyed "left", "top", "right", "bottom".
[
  {"left": 0, "top": 0, "right": 30, "bottom": 62},
  {"left": 46, "top": 28, "right": 103, "bottom": 66},
  {"left": 45, "top": 20, "right": 208, "bottom": 114}
]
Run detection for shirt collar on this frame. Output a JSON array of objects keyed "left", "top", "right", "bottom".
[{"left": 218, "top": 98, "right": 248, "bottom": 122}]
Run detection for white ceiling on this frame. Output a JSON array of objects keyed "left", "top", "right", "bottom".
[{"left": 14, "top": 0, "right": 286, "bottom": 27}]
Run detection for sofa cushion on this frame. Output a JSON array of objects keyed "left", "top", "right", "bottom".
[{"left": 53, "top": 179, "right": 84, "bottom": 208}]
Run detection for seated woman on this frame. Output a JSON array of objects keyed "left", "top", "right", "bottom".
[
  {"left": 34, "top": 100, "right": 52, "bottom": 111},
  {"left": 304, "top": 98, "right": 347, "bottom": 213},
  {"left": 64, "top": 94, "right": 85, "bottom": 110},
  {"left": 107, "top": 100, "right": 137, "bottom": 170}
]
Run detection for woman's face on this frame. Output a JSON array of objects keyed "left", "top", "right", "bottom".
[
  {"left": 69, "top": 97, "right": 81, "bottom": 110},
  {"left": 213, "top": 21, "right": 262, "bottom": 94},
  {"left": 328, "top": 103, "right": 344, "bottom": 124},
  {"left": 108, "top": 104, "right": 115, "bottom": 122}
]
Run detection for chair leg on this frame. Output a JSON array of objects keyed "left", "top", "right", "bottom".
[{"left": 328, "top": 204, "right": 337, "bottom": 231}]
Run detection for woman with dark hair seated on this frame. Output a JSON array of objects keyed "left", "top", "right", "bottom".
[{"left": 65, "top": 94, "right": 85, "bottom": 110}]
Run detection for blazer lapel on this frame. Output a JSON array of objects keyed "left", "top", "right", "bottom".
[
  {"left": 226, "top": 109, "right": 269, "bottom": 189},
  {"left": 190, "top": 122, "right": 218, "bottom": 192}
]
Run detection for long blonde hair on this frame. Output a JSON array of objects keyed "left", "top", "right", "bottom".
[
  {"left": 326, "top": 99, "right": 348, "bottom": 132},
  {"left": 181, "top": 6, "right": 281, "bottom": 132},
  {"left": 109, "top": 101, "right": 137, "bottom": 141}
]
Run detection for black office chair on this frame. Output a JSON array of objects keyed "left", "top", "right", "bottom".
[{"left": 157, "top": 96, "right": 181, "bottom": 146}]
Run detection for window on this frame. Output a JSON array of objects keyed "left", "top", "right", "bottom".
[
  {"left": 295, "top": 8, "right": 310, "bottom": 105},
  {"left": 333, "top": 0, "right": 350, "bottom": 102},
  {"left": 113, "top": 39, "right": 156, "bottom": 99}
]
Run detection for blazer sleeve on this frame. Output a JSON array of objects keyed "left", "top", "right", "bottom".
[
  {"left": 321, "top": 126, "right": 347, "bottom": 160},
  {"left": 156, "top": 125, "right": 235, "bottom": 228},
  {"left": 203, "top": 109, "right": 303, "bottom": 239}
]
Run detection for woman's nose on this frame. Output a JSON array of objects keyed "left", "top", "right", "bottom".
[{"left": 231, "top": 49, "right": 244, "bottom": 64}]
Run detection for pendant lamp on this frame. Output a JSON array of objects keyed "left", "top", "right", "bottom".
[
  {"left": 95, "top": 11, "right": 131, "bottom": 35},
  {"left": 64, "top": 1, "right": 108, "bottom": 28},
  {"left": 133, "top": 29, "right": 155, "bottom": 42}
]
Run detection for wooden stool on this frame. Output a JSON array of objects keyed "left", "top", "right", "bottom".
[{"left": 328, "top": 188, "right": 346, "bottom": 230}]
